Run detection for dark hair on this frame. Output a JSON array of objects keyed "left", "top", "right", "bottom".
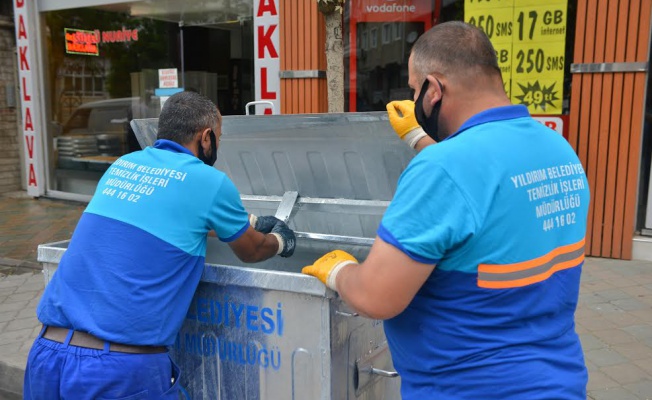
[
  {"left": 411, "top": 21, "right": 501, "bottom": 82},
  {"left": 157, "top": 91, "right": 219, "bottom": 144}
]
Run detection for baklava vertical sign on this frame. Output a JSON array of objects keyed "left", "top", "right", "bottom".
[
  {"left": 254, "top": 0, "right": 280, "bottom": 115},
  {"left": 13, "top": 0, "right": 44, "bottom": 196}
]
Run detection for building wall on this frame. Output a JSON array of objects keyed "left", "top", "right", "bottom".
[
  {"left": 0, "top": 12, "right": 21, "bottom": 194},
  {"left": 568, "top": 0, "right": 652, "bottom": 259},
  {"left": 279, "top": 0, "right": 328, "bottom": 113}
]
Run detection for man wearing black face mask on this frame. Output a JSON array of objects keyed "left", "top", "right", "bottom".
[
  {"left": 303, "top": 21, "right": 589, "bottom": 400},
  {"left": 24, "top": 91, "right": 296, "bottom": 399}
]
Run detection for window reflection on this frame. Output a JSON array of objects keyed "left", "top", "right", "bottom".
[{"left": 43, "top": 3, "right": 254, "bottom": 196}]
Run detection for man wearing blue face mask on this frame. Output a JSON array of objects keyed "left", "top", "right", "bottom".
[
  {"left": 303, "top": 21, "right": 589, "bottom": 399},
  {"left": 24, "top": 91, "right": 296, "bottom": 399}
]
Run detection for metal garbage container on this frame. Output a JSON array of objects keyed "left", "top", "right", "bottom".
[{"left": 38, "top": 112, "right": 415, "bottom": 399}]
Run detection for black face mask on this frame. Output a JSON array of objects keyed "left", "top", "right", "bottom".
[
  {"left": 198, "top": 130, "right": 217, "bottom": 166},
  {"left": 414, "top": 78, "right": 446, "bottom": 142}
]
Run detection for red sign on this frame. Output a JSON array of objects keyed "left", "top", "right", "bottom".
[
  {"left": 532, "top": 115, "right": 569, "bottom": 140},
  {"left": 254, "top": 0, "right": 280, "bottom": 114},
  {"left": 65, "top": 27, "right": 140, "bottom": 56},
  {"left": 65, "top": 28, "right": 99, "bottom": 56},
  {"left": 351, "top": 0, "right": 435, "bottom": 22}
]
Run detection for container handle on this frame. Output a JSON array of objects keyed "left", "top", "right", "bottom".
[
  {"left": 245, "top": 101, "right": 275, "bottom": 115},
  {"left": 335, "top": 310, "right": 359, "bottom": 317},
  {"left": 370, "top": 367, "right": 399, "bottom": 378}
]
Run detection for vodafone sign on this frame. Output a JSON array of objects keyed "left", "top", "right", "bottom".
[
  {"left": 352, "top": 0, "right": 433, "bottom": 22},
  {"left": 254, "top": 0, "right": 280, "bottom": 115}
]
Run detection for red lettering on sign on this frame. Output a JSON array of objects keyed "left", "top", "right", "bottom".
[
  {"left": 19, "top": 46, "right": 29, "bottom": 70},
  {"left": 25, "top": 135, "right": 34, "bottom": 158},
  {"left": 24, "top": 107, "right": 33, "bottom": 131},
  {"left": 257, "top": 0, "right": 278, "bottom": 17},
  {"left": 260, "top": 67, "right": 277, "bottom": 100},
  {"left": 257, "top": 25, "right": 278, "bottom": 59},
  {"left": 15, "top": 0, "right": 24, "bottom": 8},
  {"left": 17, "top": 14, "right": 27, "bottom": 40},
  {"left": 28, "top": 164, "right": 37, "bottom": 186},
  {"left": 544, "top": 121, "right": 557, "bottom": 130},
  {"left": 21, "top": 77, "right": 31, "bottom": 101}
]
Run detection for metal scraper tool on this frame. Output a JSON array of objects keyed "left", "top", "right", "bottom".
[{"left": 274, "top": 191, "right": 299, "bottom": 223}]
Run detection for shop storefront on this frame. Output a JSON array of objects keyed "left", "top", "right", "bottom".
[
  {"left": 14, "top": 0, "right": 269, "bottom": 199},
  {"left": 12, "top": 0, "right": 652, "bottom": 260}
]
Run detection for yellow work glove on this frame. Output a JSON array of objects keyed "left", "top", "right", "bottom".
[
  {"left": 302, "top": 250, "right": 358, "bottom": 291},
  {"left": 386, "top": 100, "right": 427, "bottom": 149}
]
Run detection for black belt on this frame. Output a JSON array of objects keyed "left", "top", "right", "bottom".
[{"left": 42, "top": 326, "right": 168, "bottom": 354}]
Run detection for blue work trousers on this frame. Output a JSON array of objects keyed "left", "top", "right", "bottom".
[{"left": 23, "top": 328, "right": 181, "bottom": 399}]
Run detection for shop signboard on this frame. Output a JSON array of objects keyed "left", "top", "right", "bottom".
[
  {"left": 64, "top": 28, "right": 99, "bottom": 56},
  {"left": 465, "top": 0, "right": 568, "bottom": 116},
  {"left": 158, "top": 68, "right": 179, "bottom": 89},
  {"left": 13, "top": 0, "right": 45, "bottom": 196},
  {"left": 254, "top": 0, "right": 280, "bottom": 115}
]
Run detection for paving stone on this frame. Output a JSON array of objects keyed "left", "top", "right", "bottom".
[
  {"left": 623, "top": 325, "right": 652, "bottom": 341},
  {"left": 596, "top": 289, "right": 632, "bottom": 301},
  {"left": 628, "top": 309, "right": 652, "bottom": 324},
  {"left": 586, "top": 348, "right": 630, "bottom": 367},
  {"left": 602, "top": 363, "right": 651, "bottom": 385},
  {"left": 588, "top": 369, "right": 620, "bottom": 390},
  {"left": 593, "top": 328, "right": 639, "bottom": 345},
  {"left": 14, "top": 307, "right": 35, "bottom": 320},
  {"left": 0, "top": 310, "right": 18, "bottom": 324},
  {"left": 0, "top": 327, "right": 36, "bottom": 343},
  {"left": 600, "top": 310, "right": 647, "bottom": 327},
  {"left": 577, "top": 315, "right": 618, "bottom": 331},
  {"left": 0, "top": 301, "right": 28, "bottom": 314},
  {"left": 623, "top": 380, "right": 652, "bottom": 399},
  {"left": 588, "top": 387, "right": 643, "bottom": 400},
  {"left": 611, "top": 343, "right": 652, "bottom": 362},
  {"left": 580, "top": 333, "right": 607, "bottom": 351},
  {"left": 612, "top": 298, "right": 651, "bottom": 311},
  {"left": 5, "top": 291, "right": 39, "bottom": 304},
  {"left": 6, "top": 317, "right": 38, "bottom": 332},
  {"left": 635, "top": 359, "right": 652, "bottom": 376}
]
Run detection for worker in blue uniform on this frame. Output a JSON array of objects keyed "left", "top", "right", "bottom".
[
  {"left": 303, "top": 21, "right": 589, "bottom": 399},
  {"left": 24, "top": 91, "right": 296, "bottom": 399}
]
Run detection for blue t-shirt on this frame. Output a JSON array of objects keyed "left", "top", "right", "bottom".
[
  {"left": 38, "top": 139, "right": 250, "bottom": 346},
  {"left": 379, "top": 105, "right": 589, "bottom": 399}
]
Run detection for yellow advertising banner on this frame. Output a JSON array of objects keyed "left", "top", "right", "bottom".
[
  {"left": 514, "top": 0, "right": 566, "bottom": 7},
  {"left": 464, "top": 0, "right": 514, "bottom": 11},
  {"left": 465, "top": 0, "right": 568, "bottom": 114},
  {"left": 512, "top": 4, "right": 568, "bottom": 44},
  {"left": 493, "top": 41, "right": 513, "bottom": 98},
  {"left": 465, "top": 6, "right": 514, "bottom": 43}
]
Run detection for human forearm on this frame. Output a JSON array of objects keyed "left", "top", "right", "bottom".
[
  {"left": 413, "top": 136, "right": 436, "bottom": 152},
  {"left": 230, "top": 216, "right": 296, "bottom": 262},
  {"left": 302, "top": 239, "right": 434, "bottom": 320},
  {"left": 240, "top": 233, "right": 281, "bottom": 263}
]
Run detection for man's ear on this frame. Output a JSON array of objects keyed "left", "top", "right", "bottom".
[
  {"left": 425, "top": 75, "right": 443, "bottom": 105},
  {"left": 200, "top": 128, "right": 212, "bottom": 147}
]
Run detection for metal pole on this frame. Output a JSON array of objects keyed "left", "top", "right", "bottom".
[{"left": 179, "top": 21, "right": 185, "bottom": 89}]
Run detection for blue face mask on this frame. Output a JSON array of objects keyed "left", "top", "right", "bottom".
[
  {"left": 198, "top": 130, "right": 217, "bottom": 166},
  {"left": 414, "top": 78, "right": 446, "bottom": 142}
]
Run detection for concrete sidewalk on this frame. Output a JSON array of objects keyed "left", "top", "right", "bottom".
[{"left": 0, "top": 192, "right": 651, "bottom": 399}]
